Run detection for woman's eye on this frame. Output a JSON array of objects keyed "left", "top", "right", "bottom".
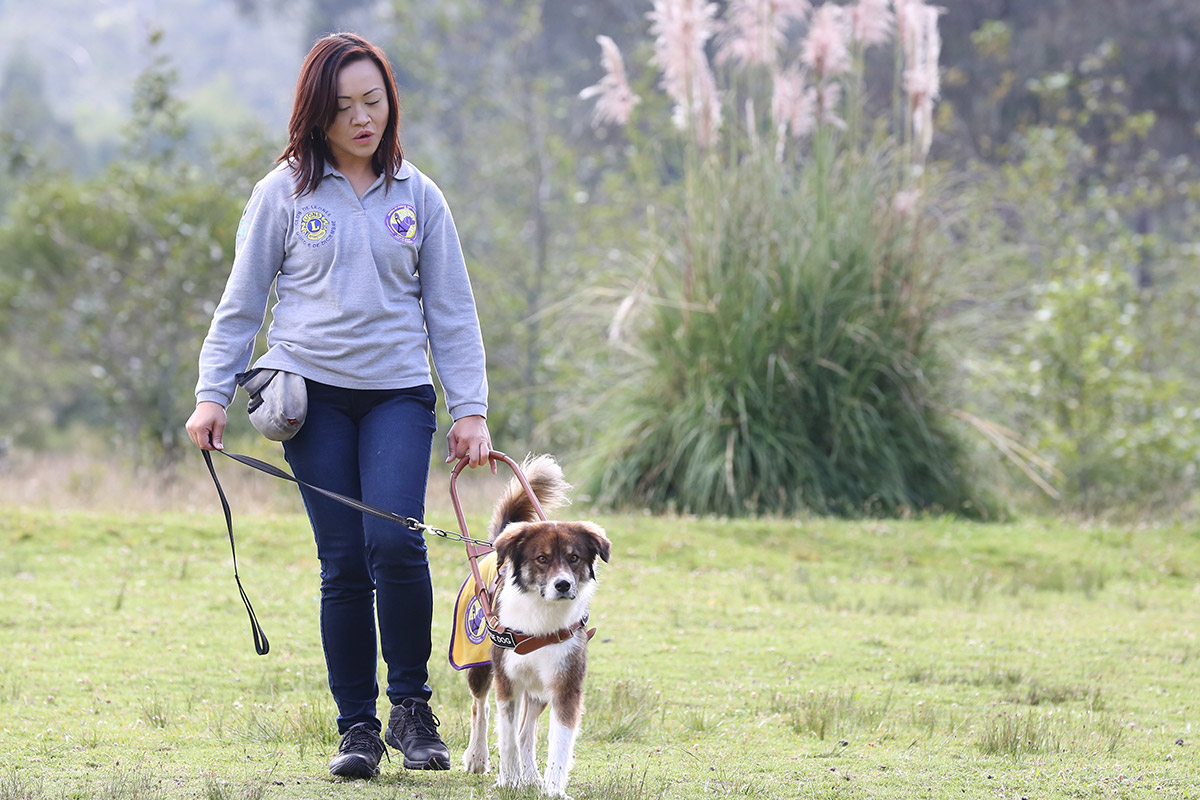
[
  {"left": 337, "top": 107, "right": 350, "bottom": 112},
  {"left": 366, "top": 100, "right": 380, "bottom": 106}
]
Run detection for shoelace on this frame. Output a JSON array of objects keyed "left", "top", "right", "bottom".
[
  {"left": 340, "top": 725, "right": 386, "bottom": 758},
  {"left": 401, "top": 704, "right": 442, "bottom": 740}
]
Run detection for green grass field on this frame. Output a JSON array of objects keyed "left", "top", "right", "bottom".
[{"left": 4, "top": 496, "right": 1200, "bottom": 799}]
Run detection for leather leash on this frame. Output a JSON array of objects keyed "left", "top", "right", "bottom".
[
  {"left": 202, "top": 446, "right": 593, "bottom": 657},
  {"left": 201, "top": 446, "right": 490, "bottom": 656}
]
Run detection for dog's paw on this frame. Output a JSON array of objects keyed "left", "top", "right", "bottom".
[
  {"left": 496, "top": 774, "right": 539, "bottom": 790},
  {"left": 541, "top": 768, "right": 571, "bottom": 798},
  {"left": 462, "top": 748, "right": 489, "bottom": 774}
]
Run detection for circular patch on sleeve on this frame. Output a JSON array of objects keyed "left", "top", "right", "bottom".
[{"left": 235, "top": 208, "right": 251, "bottom": 246}]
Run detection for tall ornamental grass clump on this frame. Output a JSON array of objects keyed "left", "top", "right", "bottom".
[{"left": 578, "top": 0, "right": 984, "bottom": 516}]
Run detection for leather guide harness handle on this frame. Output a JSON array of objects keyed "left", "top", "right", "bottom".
[{"left": 449, "top": 450, "right": 541, "bottom": 628}]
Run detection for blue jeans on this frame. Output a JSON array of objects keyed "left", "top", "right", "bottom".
[{"left": 282, "top": 380, "right": 437, "bottom": 734}]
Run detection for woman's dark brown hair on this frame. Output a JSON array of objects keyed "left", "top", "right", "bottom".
[{"left": 279, "top": 33, "right": 403, "bottom": 196}]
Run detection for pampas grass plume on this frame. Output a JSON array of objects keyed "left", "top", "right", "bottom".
[{"left": 579, "top": 35, "right": 641, "bottom": 127}]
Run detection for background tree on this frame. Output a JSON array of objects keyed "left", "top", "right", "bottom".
[
  {"left": 380, "top": 0, "right": 651, "bottom": 452},
  {"left": 951, "top": 39, "right": 1200, "bottom": 514},
  {"left": 936, "top": 0, "right": 1200, "bottom": 163},
  {"left": 0, "top": 49, "right": 81, "bottom": 176},
  {"left": 0, "top": 33, "right": 264, "bottom": 461}
]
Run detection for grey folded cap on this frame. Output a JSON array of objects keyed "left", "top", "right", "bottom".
[{"left": 239, "top": 369, "right": 307, "bottom": 441}]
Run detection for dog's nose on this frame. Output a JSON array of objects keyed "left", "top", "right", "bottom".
[{"left": 554, "top": 578, "right": 573, "bottom": 595}]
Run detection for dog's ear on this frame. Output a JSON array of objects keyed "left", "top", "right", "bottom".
[
  {"left": 493, "top": 521, "right": 530, "bottom": 569},
  {"left": 575, "top": 521, "right": 611, "bottom": 564}
]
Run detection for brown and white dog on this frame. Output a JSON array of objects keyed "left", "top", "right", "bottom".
[{"left": 462, "top": 455, "right": 611, "bottom": 798}]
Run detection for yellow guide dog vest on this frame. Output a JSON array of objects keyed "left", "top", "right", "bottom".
[{"left": 449, "top": 552, "right": 498, "bottom": 670}]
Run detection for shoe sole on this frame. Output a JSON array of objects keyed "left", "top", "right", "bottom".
[
  {"left": 328, "top": 758, "right": 381, "bottom": 779},
  {"left": 403, "top": 755, "right": 450, "bottom": 770},
  {"left": 384, "top": 730, "right": 450, "bottom": 770}
]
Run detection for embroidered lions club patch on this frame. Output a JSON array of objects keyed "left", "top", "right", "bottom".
[{"left": 296, "top": 205, "right": 336, "bottom": 247}]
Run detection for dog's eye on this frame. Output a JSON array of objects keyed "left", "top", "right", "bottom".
[
  {"left": 568, "top": 554, "right": 579, "bottom": 563},
  {"left": 536, "top": 555, "right": 549, "bottom": 565}
]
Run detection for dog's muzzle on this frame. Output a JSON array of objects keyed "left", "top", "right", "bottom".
[{"left": 549, "top": 575, "right": 576, "bottom": 600}]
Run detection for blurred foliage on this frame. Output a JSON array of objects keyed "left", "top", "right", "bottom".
[
  {"left": 0, "top": 48, "right": 81, "bottom": 176},
  {"left": 0, "top": 32, "right": 269, "bottom": 462},
  {"left": 1011, "top": 242, "right": 1199, "bottom": 513},
  {"left": 953, "top": 33, "right": 1200, "bottom": 515},
  {"left": 936, "top": 0, "right": 1200, "bottom": 163},
  {"left": 229, "top": 0, "right": 378, "bottom": 44}
]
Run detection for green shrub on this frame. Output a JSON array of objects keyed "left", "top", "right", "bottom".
[
  {"left": 1002, "top": 239, "right": 1200, "bottom": 513},
  {"left": 958, "top": 39, "right": 1200, "bottom": 514}
]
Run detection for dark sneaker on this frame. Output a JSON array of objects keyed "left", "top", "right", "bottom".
[
  {"left": 385, "top": 698, "right": 451, "bottom": 770},
  {"left": 328, "top": 722, "right": 386, "bottom": 779}
]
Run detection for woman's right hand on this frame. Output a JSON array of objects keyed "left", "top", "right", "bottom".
[{"left": 186, "top": 401, "right": 227, "bottom": 450}]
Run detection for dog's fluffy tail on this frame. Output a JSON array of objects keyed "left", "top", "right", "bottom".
[{"left": 488, "top": 454, "right": 571, "bottom": 539}]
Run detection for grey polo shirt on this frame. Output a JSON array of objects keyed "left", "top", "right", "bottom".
[{"left": 196, "top": 160, "right": 488, "bottom": 421}]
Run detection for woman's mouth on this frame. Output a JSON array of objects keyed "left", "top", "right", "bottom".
[{"left": 354, "top": 130, "right": 374, "bottom": 142}]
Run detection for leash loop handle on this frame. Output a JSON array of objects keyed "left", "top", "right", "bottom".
[{"left": 203, "top": 449, "right": 270, "bottom": 656}]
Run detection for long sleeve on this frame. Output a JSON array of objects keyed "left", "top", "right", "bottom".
[
  {"left": 195, "top": 177, "right": 288, "bottom": 406},
  {"left": 417, "top": 184, "right": 489, "bottom": 420}
]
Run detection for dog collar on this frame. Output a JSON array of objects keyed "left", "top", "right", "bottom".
[{"left": 486, "top": 614, "right": 596, "bottom": 655}]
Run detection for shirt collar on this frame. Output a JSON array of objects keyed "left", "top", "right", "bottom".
[{"left": 322, "top": 160, "right": 413, "bottom": 181}]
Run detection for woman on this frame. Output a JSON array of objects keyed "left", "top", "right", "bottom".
[{"left": 185, "top": 33, "right": 491, "bottom": 779}]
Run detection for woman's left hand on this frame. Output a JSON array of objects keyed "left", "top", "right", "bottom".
[{"left": 446, "top": 414, "right": 495, "bottom": 471}]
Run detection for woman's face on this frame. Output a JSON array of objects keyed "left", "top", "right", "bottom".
[{"left": 324, "top": 57, "right": 389, "bottom": 172}]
